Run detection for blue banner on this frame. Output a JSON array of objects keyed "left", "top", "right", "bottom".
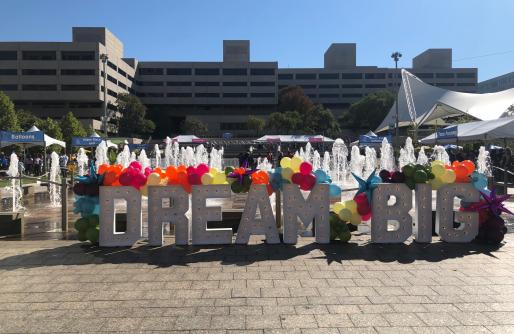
[
  {"left": 0, "top": 130, "right": 44, "bottom": 143},
  {"left": 72, "top": 136, "right": 103, "bottom": 147},
  {"left": 437, "top": 125, "right": 458, "bottom": 139},
  {"left": 128, "top": 143, "right": 148, "bottom": 150},
  {"left": 359, "top": 134, "right": 392, "bottom": 144}
]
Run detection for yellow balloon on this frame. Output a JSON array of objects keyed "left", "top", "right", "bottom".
[
  {"left": 280, "top": 157, "right": 291, "bottom": 168},
  {"left": 332, "top": 202, "right": 345, "bottom": 213},
  {"left": 201, "top": 173, "right": 214, "bottom": 185},
  {"left": 441, "top": 169, "right": 456, "bottom": 183},
  {"left": 431, "top": 164, "right": 445, "bottom": 177},
  {"left": 338, "top": 208, "right": 352, "bottom": 221},
  {"left": 344, "top": 200, "right": 357, "bottom": 214},
  {"left": 281, "top": 167, "right": 294, "bottom": 181},
  {"left": 140, "top": 185, "right": 148, "bottom": 197},
  {"left": 212, "top": 172, "right": 227, "bottom": 184},
  {"left": 430, "top": 177, "right": 443, "bottom": 190},
  {"left": 350, "top": 212, "right": 362, "bottom": 226},
  {"left": 290, "top": 156, "right": 302, "bottom": 172},
  {"left": 431, "top": 160, "right": 444, "bottom": 167},
  {"left": 209, "top": 167, "right": 219, "bottom": 174},
  {"left": 147, "top": 173, "right": 161, "bottom": 186}
]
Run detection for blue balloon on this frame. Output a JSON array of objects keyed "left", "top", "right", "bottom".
[
  {"left": 314, "top": 169, "right": 328, "bottom": 183},
  {"left": 471, "top": 172, "right": 488, "bottom": 191},
  {"left": 329, "top": 183, "right": 342, "bottom": 198}
]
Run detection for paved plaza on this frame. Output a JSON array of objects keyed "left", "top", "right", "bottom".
[{"left": 0, "top": 233, "right": 514, "bottom": 334}]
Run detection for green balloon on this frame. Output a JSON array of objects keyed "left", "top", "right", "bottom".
[
  {"left": 406, "top": 179, "right": 416, "bottom": 190},
  {"left": 77, "top": 230, "right": 87, "bottom": 242},
  {"left": 414, "top": 170, "right": 428, "bottom": 183},
  {"left": 74, "top": 218, "right": 89, "bottom": 232},
  {"left": 231, "top": 181, "right": 243, "bottom": 193},
  {"left": 86, "top": 227, "right": 99, "bottom": 244},
  {"left": 87, "top": 215, "right": 99, "bottom": 229},
  {"left": 402, "top": 164, "right": 415, "bottom": 178},
  {"left": 329, "top": 212, "right": 352, "bottom": 242},
  {"left": 224, "top": 166, "right": 234, "bottom": 175}
]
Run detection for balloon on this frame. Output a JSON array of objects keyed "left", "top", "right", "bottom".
[
  {"left": 338, "top": 208, "right": 352, "bottom": 222},
  {"left": 314, "top": 169, "right": 328, "bottom": 183},
  {"left": 441, "top": 169, "right": 456, "bottom": 183},
  {"left": 280, "top": 157, "right": 291, "bottom": 168},
  {"left": 186, "top": 166, "right": 196, "bottom": 175},
  {"left": 97, "top": 164, "right": 108, "bottom": 175},
  {"left": 291, "top": 173, "right": 303, "bottom": 185},
  {"left": 350, "top": 212, "right": 362, "bottom": 226},
  {"left": 432, "top": 164, "right": 445, "bottom": 177},
  {"left": 201, "top": 173, "right": 214, "bottom": 185},
  {"left": 430, "top": 177, "right": 443, "bottom": 190},
  {"left": 103, "top": 170, "right": 118, "bottom": 186},
  {"left": 471, "top": 172, "right": 488, "bottom": 190},
  {"left": 357, "top": 203, "right": 371, "bottom": 216},
  {"left": 196, "top": 163, "right": 209, "bottom": 175},
  {"left": 462, "top": 160, "right": 475, "bottom": 174},
  {"left": 379, "top": 170, "right": 391, "bottom": 182},
  {"left": 333, "top": 202, "right": 345, "bottom": 213},
  {"left": 299, "top": 162, "right": 312, "bottom": 175},
  {"left": 344, "top": 200, "right": 357, "bottom": 213},
  {"left": 212, "top": 172, "right": 227, "bottom": 184},
  {"left": 118, "top": 172, "right": 132, "bottom": 186},
  {"left": 361, "top": 212, "right": 372, "bottom": 221},
  {"left": 431, "top": 160, "right": 444, "bottom": 167},
  {"left": 188, "top": 173, "right": 202, "bottom": 185},
  {"left": 353, "top": 192, "right": 368, "bottom": 205},
  {"left": 281, "top": 167, "right": 294, "bottom": 181},
  {"left": 146, "top": 173, "right": 161, "bottom": 186},
  {"left": 329, "top": 184, "right": 342, "bottom": 198},
  {"left": 129, "top": 161, "right": 142, "bottom": 170},
  {"left": 402, "top": 164, "right": 415, "bottom": 178},
  {"left": 290, "top": 156, "right": 302, "bottom": 172},
  {"left": 413, "top": 170, "right": 428, "bottom": 183},
  {"left": 391, "top": 171, "right": 405, "bottom": 183},
  {"left": 454, "top": 165, "right": 469, "bottom": 181},
  {"left": 300, "top": 174, "right": 316, "bottom": 191},
  {"left": 140, "top": 185, "right": 148, "bottom": 197}
]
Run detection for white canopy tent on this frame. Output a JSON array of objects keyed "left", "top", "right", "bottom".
[
  {"left": 255, "top": 135, "right": 334, "bottom": 143},
  {"left": 0, "top": 125, "right": 66, "bottom": 148},
  {"left": 90, "top": 131, "right": 118, "bottom": 149},
  {"left": 376, "top": 70, "right": 514, "bottom": 133},
  {"left": 171, "top": 135, "right": 206, "bottom": 143},
  {"left": 419, "top": 116, "right": 514, "bottom": 144}
]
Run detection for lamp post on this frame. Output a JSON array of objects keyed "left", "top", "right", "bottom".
[
  {"left": 100, "top": 53, "right": 109, "bottom": 137},
  {"left": 391, "top": 51, "right": 402, "bottom": 146}
]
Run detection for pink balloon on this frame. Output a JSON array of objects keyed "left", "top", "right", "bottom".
[
  {"left": 291, "top": 173, "right": 304, "bottom": 185},
  {"left": 119, "top": 172, "right": 132, "bottom": 186},
  {"left": 357, "top": 203, "right": 371, "bottom": 216},
  {"left": 144, "top": 167, "right": 152, "bottom": 176},
  {"left": 186, "top": 166, "right": 196, "bottom": 175},
  {"left": 188, "top": 173, "right": 201, "bottom": 185},
  {"left": 354, "top": 193, "right": 369, "bottom": 205},
  {"left": 299, "top": 162, "right": 313, "bottom": 175},
  {"left": 361, "top": 212, "right": 372, "bottom": 221},
  {"left": 129, "top": 161, "right": 142, "bottom": 170},
  {"left": 300, "top": 173, "right": 316, "bottom": 190},
  {"left": 196, "top": 163, "right": 209, "bottom": 175}
]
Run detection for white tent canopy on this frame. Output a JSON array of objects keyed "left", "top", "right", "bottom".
[
  {"left": 171, "top": 135, "right": 206, "bottom": 143},
  {"left": 255, "top": 135, "right": 334, "bottom": 143},
  {"left": 90, "top": 132, "right": 118, "bottom": 149},
  {"left": 376, "top": 70, "right": 514, "bottom": 133},
  {"left": 419, "top": 116, "right": 514, "bottom": 144},
  {"left": 7, "top": 125, "right": 66, "bottom": 148}
]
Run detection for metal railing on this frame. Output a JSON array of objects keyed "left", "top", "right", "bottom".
[{"left": 491, "top": 166, "right": 514, "bottom": 194}]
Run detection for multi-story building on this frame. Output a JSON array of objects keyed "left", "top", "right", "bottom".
[
  {"left": 0, "top": 27, "right": 478, "bottom": 137},
  {"left": 478, "top": 72, "right": 514, "bottom": 93}
]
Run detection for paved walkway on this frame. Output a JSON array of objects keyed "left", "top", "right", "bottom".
[{"left": 0, "top": 234, "right": 514, "bottom": 334}]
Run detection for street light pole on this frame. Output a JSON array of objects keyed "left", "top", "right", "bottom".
[
  {"left": 391, "top": 51, "right": 402, "bottom": 146},
  {"left": 100, "top": 53, "right": 109, "bottom": 137}
]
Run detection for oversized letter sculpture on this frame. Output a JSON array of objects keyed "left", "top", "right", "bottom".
[
  {"left": 436, "top": 183, "right": 479, "bottom": 242},
  {"left": 413, "top": 183, "right": 432, "bottom": 243},
  {"left": 99, "top": 186, "right": 142, "bottom": 247},
  {"left": 147, "top": 185, "right": 189, "bottom": 246},
  {"left": 236, "top": 185, "right": 279, "bottom": 244},
  {"left": 191, "top": 185, "right": 232, "bottom": 245},
  {"left": 371, "top": 183, "right": 412, "bottom": 243},
  {"left": 283, "top": 184, "right": 330, "bottom": 244}
]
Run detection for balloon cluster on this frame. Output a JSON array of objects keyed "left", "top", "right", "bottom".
[
  {"left": 329, "top": 212, "right": 352, "bottom": 242},
  {"left": 73, "top": 163, "right": 101, "bottom": 244},
  {"left": 381, "top": 164, "right": 434, "bottom": 190},
  {"left": 227, "top": 167, "right": 254, "bottom": 194},
  {"left": 430, "top": 160, "right": 475, "bottom": 190},
  {"left": 332, "top": 193, "right": 369, "bottom": 226}
]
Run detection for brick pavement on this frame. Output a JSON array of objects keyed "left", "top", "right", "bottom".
[{"left": 0, "top": 234, "right": 514, "bottom": 333}]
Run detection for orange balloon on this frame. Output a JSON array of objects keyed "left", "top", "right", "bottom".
[
  {"left": 461, "top": 160, "right": 475, "bottom": 174},
  {"left": 98, "top": 164, "right": 108, "bottom": 175},
  {"left": 454, "top": 165, "right": 469, "bottom": 181},
  {"left": 103, "top": 170, "right": 118, "bottom": 186},
  {"left": 451, "top": 161, "right": 460, "bottom": 168},
  {"left": 177, "top": 165, "right": 187, "bottom": 173}
]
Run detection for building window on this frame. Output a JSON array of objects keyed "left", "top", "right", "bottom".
[
  {"left": 300, "top": 84, "right": 316, "bottom": 89},
  {"left": 167, "top": 68, "right": 192, "bottom": 75},
  {"left": 278, "top": 74, "right": 293, "bottom": 80},
  {"left": 220, "top": 122, "right": 248, "bottom": 130},
  {"left": 435, "top": 82, "right": 455, "bottom": 87},
  {"left": 307, "top": 94, "right": 317, "bottom": 98},
  {"left": 342, "top": 93, "right": 362, "bottom": 98},
  {"left": 223, "top": 68, "right": 247, "bottom": 76},
  {"left": 341, "top": 84, "right": 362, "bottom": 88},
  {"left": 195, "top": 81, "right": 219, "bottom": 86},
  {"left": 138, "top": 81, "right": 163, "bottom": 86},
  {"left": 319, "top": 84, "right": 339, "bottom": 89},
  {"left": 145, "top": 92, "right": 164, "bottom": 97},
  {"left": 195, "top": 92, "right": 219, "bottom": 97},
  {"left": 0, "top": 84, "right": 17, "bottom": 90},
  {"left": 296, "top": 73, "right": 316, "bottom": 80},
  {"left": 21, "top": 69, "right": 56, "bottom": 75},
  {"left": 250, "top": 81, "right": 275, "bottom": 86},
  {"left": 223, "top": 82, "right": 247, "bottom": 87},
  {"left": 0, "top": 51, "right": 17, "bottom": 60},
  {"left": 250, "top": 92, "right": 275, "bottom": 97},
  {"left": 0, "top": 69, "right": 17, "bottom": 75},
  {"left": 127, "top": 75, "right": 134, "bottom": 82},
  {"left": 61, "top": 69, "right": 95, "bottom": 75},
  {"left": 22, "top": 84, "right": 57, "bottom": 91},
  {"left": 61, "top": 84, "right": 96, "bottom": 91},
  {"left": 365, "top": 73, "right": 386, "bottom": 79},
  {"left": 117, "top": 68, "right": 127, "bottom": 77},
  {"left": 167, "top": 81, "right": 192, "bottom": 86},
  {"left": 341, "top": 73, "right": 362, "bottom": 79},
  {"left": 61, "top": 51, "right": 95, "bottom": 61},
  {"left": 139, "top": 68, "right": 164, "bottom": 75},
  {"left": 22, "top": 51, "right": 56, "bottom": 60},
  {"left": 435, "top": 73, "right": 454, "bottom": 78},
  {"left": 107, "top": 88, "right": 117, "bottom": 97},
  {"left": 365, "top": 84, "right": 386, "bottom": 88},
  {"left": 250, "top": 68, "right": 275, "bottom": 75},
  {"left": 278, "top": 85, "right": 287, "bottom": 89},
  {"left": 69, "top": 102, "right": 102, "bottom": 108},
  {"left": 167, "top": 92, "right": 192, "bottom": 97},
  {"left": 456, "top": 72, "right": 476, "bottom": 79},
  {"left": 107, "top": 75, "right": 117, "bottom": 84},
  {"left": 118, "top": 82, "right": 127, "bottom": 89},
  {"left": 223, "top": 93, "right": 247, "bottom": 98},
  {"left": 319, "top": 73, "right": 339, "bottom": 79},
  {"left": 195, "top": 68, "right": 220, "bottom": 76},
  {"left": 107, "top": 61, "right": 117, "bottom": 71},
  {"left": 456, "top": 83, "right": 476, "bottom": 86},
  {"left": 414, "top": 73, "right": 434, "bottom": 79},
  {"left": 319, "top": 93, "right": 339, "bottom": 98}
]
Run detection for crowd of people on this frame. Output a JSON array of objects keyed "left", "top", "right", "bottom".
[{"left": 0, "top": 152, "right": 73, "bottom": 177}]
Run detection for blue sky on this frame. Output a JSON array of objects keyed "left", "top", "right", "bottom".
[{"left": 0, "top": 0, "right": 512, "bottom": 81}]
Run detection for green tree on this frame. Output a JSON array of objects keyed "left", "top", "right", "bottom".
[
  {"left": 507, "top": 104, "right": 514, "bottom": 116},
  {"left": 181, "top": 117, "right": 208, "bottom": 137},
  {"left": 278, "top": 86, "right": 314, "bottom": 113},
  {"left": 116, "top": 93, "right": 155, "bottom": 137},
  {"left": 302, "top": 105, "right": 341, "bottom": 138},
  {"left": 16, "top": 109, "right": 41, "bottom": 131},
  {"left": 0, "top": 91, "right": 20, "bottom": 131},
  {"left": 267, "top": 111, "right": 302, "bottom": 134},
  {"left": 60, "top": 111, "right": 86, "bottom": 149},
  {"left": 246, "top": 115, "right": 266, "bottom": 136},
  {"left": 339, "top": 90, "right": 394, "bottom": 130},
  {"left": 37, "top": 117, "right": 64, "bottom": 152}
]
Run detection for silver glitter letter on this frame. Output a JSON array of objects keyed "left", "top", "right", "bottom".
[{"left": 414, "top": 183, "right": 432, "bottom": 243}]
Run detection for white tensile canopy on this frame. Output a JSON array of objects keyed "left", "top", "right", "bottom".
[
  {"left": 255, "top": 135, "right": 334, "bottom": 143},
  {"left": 376, "top": 70, "right": 514, "bottom": 133},
  {"left": 171, "top": 135, "right": 206, "bottom": 143},
  {"left": 419, "top": 116, "right": 514, "bottom": 144},
  {"left": 0, "top": 125, "right": 66, "bottom": 148}
]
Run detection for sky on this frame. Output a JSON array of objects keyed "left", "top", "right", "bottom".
[{"left": 0, "top": 0, "right": 512, "bottom": 81}]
